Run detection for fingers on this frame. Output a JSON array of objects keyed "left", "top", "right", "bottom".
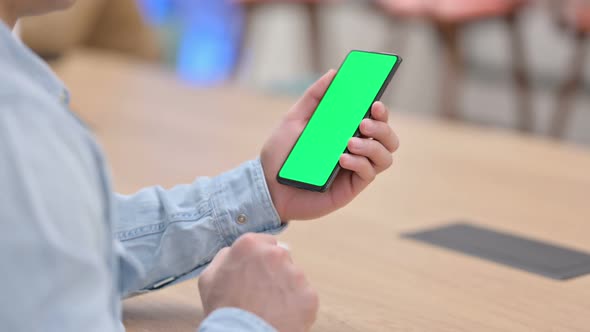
[
  {"left": 370, "top": 101, "right": 389, "bottom": 122},
  {"left": 235, "top": 233, "right": 278, "bottom": 249},
  {"left": 359, "top": 119, "right": 399, "bottom": 153},
  {"left": 205, "top": 246, "right": 230, "bottom": 273},
  {"left": 289, "top": 70, "right": 336, "bottom": 119},
  {"left": 199, "top": 246, "right": 230, "bottom": 288},
  {"left": 215, "top": 247, "right": 231, "bottom": 261},
  {"left": 268, "top": 243, "right": 293, "bottom": 264},
  {"left": 361, "top": 102, "right": 399, "bottom": 153},
  {"left": 207, "top": 234, "right": 286, "bottom": 279},
  {"left": 339, "top": 153, "right": 376, "bottom": 182},
  {"left": 347, "top": 137, "right": 393, "bottom": 173}
]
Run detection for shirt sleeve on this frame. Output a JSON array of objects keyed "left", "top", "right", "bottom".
[
  {"left": 113, "top": 158, "right": 286, "bottom": 297},
  {"left": 198, "top": 308, "right": 277, "bottom": 332}
]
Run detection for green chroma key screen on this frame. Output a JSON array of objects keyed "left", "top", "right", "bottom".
[{"left": 278, "top": 51, "right": 400, "bottom": 191}]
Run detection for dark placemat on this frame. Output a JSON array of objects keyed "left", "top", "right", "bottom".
[{"left": 403, "top": 223, "right": 590, "bottom": 280}]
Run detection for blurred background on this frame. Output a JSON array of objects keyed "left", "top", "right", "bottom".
[{"left": 17, "top": 0, "right": 590, "bottom": 144}]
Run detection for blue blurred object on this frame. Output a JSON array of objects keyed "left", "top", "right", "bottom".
[
  {"left": 177, "top": 1, "right": 243, "bottom": 84},
  {"left": 138, "top": 0, "right": 173, "bottom": 25},
  {"left": 137, "top": 0, "right": 243, "bottom": 85}
]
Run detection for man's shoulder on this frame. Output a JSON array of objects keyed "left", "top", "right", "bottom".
[
  {"left": 0, "top": 61, "right": 58, "bottom": 114},
  {"left": 0, "top": 60, "right": 83, "bottom": 148}
]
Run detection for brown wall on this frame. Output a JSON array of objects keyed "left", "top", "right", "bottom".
[{"left": 20, "top": 0, "right": 161, "bottom": 60}]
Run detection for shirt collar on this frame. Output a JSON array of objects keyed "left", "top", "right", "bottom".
[{"left": 0, "top": 20, "right": 70, "bottom": 105}]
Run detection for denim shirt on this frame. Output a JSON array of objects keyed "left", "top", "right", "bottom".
[{"left": 0, "top": 22, "right": 283, "bottom": 331}]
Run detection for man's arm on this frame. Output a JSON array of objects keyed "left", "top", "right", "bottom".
[
  {"left": 113, "top": 159, "right": 285, "bottom": 297},
  {"left": 0, "top": 97, "right": 121, "bottom": 331}
]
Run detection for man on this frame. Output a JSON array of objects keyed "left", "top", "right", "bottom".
[{"left": 0, "top": 1, "right": 399, "bottom": 331}]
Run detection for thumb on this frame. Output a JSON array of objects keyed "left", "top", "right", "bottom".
[{"left": 288, "top": 69, "right": 336, "bottom": 120}]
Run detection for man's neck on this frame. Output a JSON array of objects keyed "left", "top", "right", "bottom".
[{"left": 0, "top": 2, "right": 17, "bottom": 29}]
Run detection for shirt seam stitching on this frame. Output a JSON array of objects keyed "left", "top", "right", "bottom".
[
  {"left": 209, "top": 181, "right": 231, "bottom": 248},
  {"left": 115, "top": 210, "right": 213, "bottom": 241}
]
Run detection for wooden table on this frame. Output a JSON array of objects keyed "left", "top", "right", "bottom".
[{"left": 54, "top": 50, "right": 590, "bottom": 331}]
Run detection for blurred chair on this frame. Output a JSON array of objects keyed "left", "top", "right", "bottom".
[
  {"left": 549, "top": 0, "right": 590, "bottom": 138},
  {"left": 376, "top": 0, "right": 533, "bottom": 131},
  {"left": 20, "top": 0, "right": 160, "bottom": 60},
  {"left": 234, "top": 0, "right": 327, "bottom": 75}
]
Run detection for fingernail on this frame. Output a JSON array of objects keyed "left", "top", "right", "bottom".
[{"left": 362, "top": 120, "right": 372, "bottom": 132}]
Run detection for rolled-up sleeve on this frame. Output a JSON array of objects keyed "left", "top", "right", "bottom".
[{"left": 114, "top": 159, "right": 286, "bottom": 297}]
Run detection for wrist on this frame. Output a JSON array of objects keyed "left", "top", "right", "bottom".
[
  {"left": 259, "top": 157, "right": 287, "bottom": 223},
  {"left": 209, "top": 159, "right": 285, "bottom": 244}
]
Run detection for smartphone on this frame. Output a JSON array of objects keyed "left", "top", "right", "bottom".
[{"left": 277, "top": 50, "right": 402, "bottom": 192}]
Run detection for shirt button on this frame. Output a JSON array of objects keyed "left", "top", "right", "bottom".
[
  {"left": 59, "top": 90, "right": 69, "bottom": 105},
  {"left": 236, "top": 214, "right": 248, "bottom": 225}
]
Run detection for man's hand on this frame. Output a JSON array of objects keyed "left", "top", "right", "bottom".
[
  {"left": 199, "top": 233, "right": 318, "bottom": 332},
  {"left": 261, "top": 70, "right": 400, "bottom": 221}
]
